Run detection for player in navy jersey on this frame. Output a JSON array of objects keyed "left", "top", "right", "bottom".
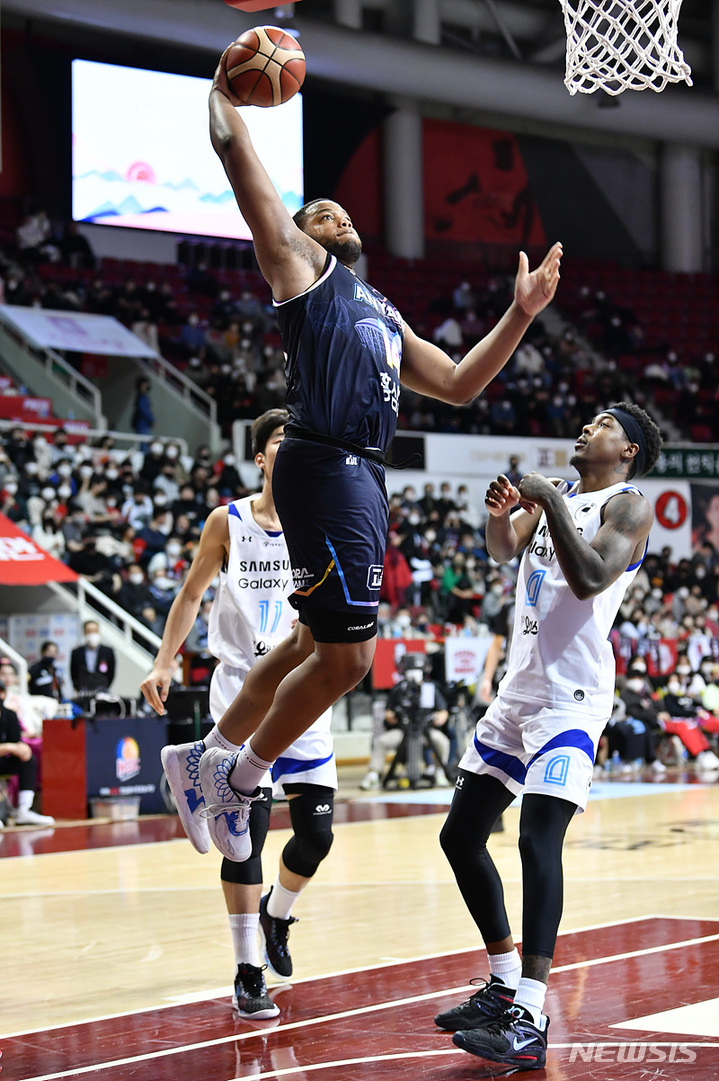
[
  {"left": 157, "top": 44, "right": 562, "bottom": 866},
  {"left": 437, "top": 403, "right": 662, "bottom": 1070}
]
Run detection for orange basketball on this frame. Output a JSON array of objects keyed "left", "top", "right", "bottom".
[{"left": 224, "top": 25, "right": 306, "bottom": 108}]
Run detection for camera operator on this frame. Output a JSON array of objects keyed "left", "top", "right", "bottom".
[{"left": 361, "top": 653, "right": 452, "bottom": 789}]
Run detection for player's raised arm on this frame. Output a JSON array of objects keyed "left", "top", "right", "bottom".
[
  {"left": 400, "top": 242, "right": 563, "bottom": 405},
  {"left": 209, "top": 49, "right": 325, "bottom": 298},
  {"left": 140, "top": 507, "right": 228, "bottom": 715}
]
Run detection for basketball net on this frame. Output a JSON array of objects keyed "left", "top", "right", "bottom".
[{"left": 559, "top": 0, "right": 693, "bottom": 96}]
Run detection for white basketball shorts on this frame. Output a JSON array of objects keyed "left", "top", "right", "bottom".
[{"left": 459, "top": 692, "right": 607, "bottom": 812}]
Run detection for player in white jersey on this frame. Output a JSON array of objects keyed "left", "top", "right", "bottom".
[
  {"left": 437, "top": 402, "right": 662, "bottom": 1070},
  {"left": 141, "top": 410, "right": 336, "bottom": 1020}
]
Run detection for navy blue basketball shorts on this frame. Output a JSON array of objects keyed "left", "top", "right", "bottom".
[{"left": 272, "top": 437, "right": 387, "bottom": 643}]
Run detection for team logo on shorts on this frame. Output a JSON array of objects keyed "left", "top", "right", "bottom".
[
  {"left": 544, "top": 754, "right": 570, "bottom": 786},
  {"left": 573, "top": 689, "right": 585, "bottom": 702},
  {"left": 367, "top": 565, "right": 384, "bottom": 590}
]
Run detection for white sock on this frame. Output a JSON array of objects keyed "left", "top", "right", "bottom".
[
  {"left": 488, "top": 948, "right": 522, "bottom": 990},
  {"left": 514, "top": 976, "right": 547, "bottom": 1027},
  {"left": 266, "top": 879, "right": 301, "bottom": 921},
  {"left": 18, "top": 790, "right": 34, "bottom": 813},
  {"left": 229, "top": 913, "right": 261, "bottom": 968},
  {"left": 228, "top": 741, "right": 274, "bottom": 795},
  {"left": 204, "top": 725, "right": 242, "bottom": 753}
]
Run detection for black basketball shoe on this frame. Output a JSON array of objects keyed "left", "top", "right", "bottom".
[
  {"left": 259, "top": 889, "right": 298, "bottom": 978},
  {"left": 434, "top": 975, "right": 516, "bottom": 1031},
  {"left": 232, "top": 963, "right": 279, "bottom": 1019},
  {"left": 452, "top": 1005, "right": 548, "bottom": 1069}
]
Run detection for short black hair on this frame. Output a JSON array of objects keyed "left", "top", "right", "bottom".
[
  {"left": 250, "top": 409, "right": 289, "bottom": 457},
  {"left": 607, "top": 401, "right": 663, "bottom": 479},
  {"left": 292, "top": 198, "right": 334, "bottom": 232},
  {"left": 40, "top": 640, "right": 56, "bottom": 654}
]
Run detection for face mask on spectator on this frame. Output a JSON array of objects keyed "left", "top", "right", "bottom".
[
  {"left": 676, "top": 665, "right": 691, "bottom": 676},
  {"left": 85, "top": 632, "right": 101, "bottom": 649},
  {"left": 128, "top": 572, "right": 144, "bottom": 585},
  {"left": 166, "top": 542, "right": 182, "bottom": 558},
  {"left": 166, "top": 445, "right": 179, "bottom": 459},
  {"left": 626, "top": 678, "right": 645, "bottom": 692},
  {"left": 80, "top": 465, "right": 93, "bottom": 478},
  {"left": 154, "top": 575, "right": 174, "bottom": 590},
  {"left": 41, "top": 486, "right": 56, "bottom": 501},
  {"left": 34, "top": 436, "right": 48, "bottom": 448},
  {"left": 4, "top": 481, "right": 18, "bottom": 495},
  {"left": 667, "top": 680, "right": 681, "bottom": 695},
  {"left": 224, "top": 454, "right": 235, "bottom": 466},
  {"left": 396, "top": 613, "right": 411, "bottom": 629},
  {"left": 58, "top": 464, "right": 73, "bottom": 477},
  {"left": 150, "top": 442, "right": 163, "bottom": 455},
  {"left": 25, "top": 462, "right": 39, "bottom": 475},
  {"left": 58, "top": 485, "right": 72, "bottom": 499},
  {"left": 154, "top": 494, "right": 168, "bottom": 507},
  {"left": 106, "top": 468, "right": 119, "bottom": 480}
]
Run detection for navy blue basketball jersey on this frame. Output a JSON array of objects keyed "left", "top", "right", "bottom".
[{"left": 274, "top": 254, "right": 404, "bottom": 454}]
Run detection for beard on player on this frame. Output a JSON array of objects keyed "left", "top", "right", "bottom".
[{"left": 323, "top": 234, "right": 363, "bottom": 268}]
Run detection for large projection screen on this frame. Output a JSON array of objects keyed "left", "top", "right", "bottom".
[{"left": 72, "top": 59, "right": 303, "bottom": 240}]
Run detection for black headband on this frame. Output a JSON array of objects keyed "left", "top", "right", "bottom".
[{"left": 604, "top": 407, "right": 647, "bottom": 477}]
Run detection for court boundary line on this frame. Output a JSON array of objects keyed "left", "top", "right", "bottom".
[
  {"left": 14, "top": 927, "right": 719, "bottom": 1081},
  {"left": 3, "top": 913, "right": 717, "bottom": 1039}
]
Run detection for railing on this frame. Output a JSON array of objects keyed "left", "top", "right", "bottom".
[
  {"left": 0, "top": 418, "right": 188, "bottom": 457},
  {"left": 0, "top": 311, "right": 104, "bottom": 425},
  {"left": 140, "top": 351, "right": 218, "bottom": 428},
  {"left": 47, "top": 578, "right": 163, "bottom": 660}
]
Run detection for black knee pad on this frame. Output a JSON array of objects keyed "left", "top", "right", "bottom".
[
  {"left": 282, "top": 788, "right": 335, "bottom": 878},
  {"left": 220, "top": 787, "right": 272, "bottom": 885}
]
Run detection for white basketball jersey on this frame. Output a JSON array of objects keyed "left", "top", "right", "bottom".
[
  {"left": 499, "top": 481, "right": 645, "bottom": 714},
  {"left": 207, "top": 496, "right": 295, "bottom": 674}
]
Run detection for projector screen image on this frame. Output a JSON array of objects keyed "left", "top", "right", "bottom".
[{"left": 72, "top": 59, "right": 303, "bottom": 240}]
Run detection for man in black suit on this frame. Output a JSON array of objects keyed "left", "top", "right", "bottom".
[
  {"left": 27, "top": 641, "right": 64, "bottom": 701},
  {"left": 70, "top": 620, "right": 116, "bottom": 694}
]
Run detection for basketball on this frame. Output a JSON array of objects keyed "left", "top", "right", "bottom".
[{"left": 224, "top": 25, "right": 306, "bottom": 108}]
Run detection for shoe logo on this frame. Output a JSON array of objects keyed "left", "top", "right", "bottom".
[
  {"left": 184, "top": 787, "right": 205, "bottom": 813},
  {"left": 512, "top": 1035, "right": 537, "bottom": 1052}
]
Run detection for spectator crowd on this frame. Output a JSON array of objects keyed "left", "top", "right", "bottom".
[{"left": 1, "top": 207, "right": 718, "bottom": 785}]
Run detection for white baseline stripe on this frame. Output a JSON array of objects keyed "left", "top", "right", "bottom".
[
  {"left": 4, "top": 914, "right": 717, "bottom": 1039},
  {"left": 17, "top": 932, "right": 719, "bottom": 1081}
]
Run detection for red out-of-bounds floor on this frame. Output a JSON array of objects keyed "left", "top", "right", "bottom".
[{"left": 3, "top": 917, "right": 718, "bottom": 1081}]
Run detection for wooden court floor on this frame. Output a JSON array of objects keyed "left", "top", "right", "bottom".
[{"left": 2, "top": 768, "right": 719, "bottom": 1080}]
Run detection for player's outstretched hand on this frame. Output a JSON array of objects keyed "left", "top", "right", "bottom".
[
  {"left": 211, "top": 46, "right": 247, "bottom": 108},
  {"left": 140, "top": 666, "right": 173, "bottom": 716},
  {"left": 514, "top": 241, "right": 563, "bottom": 318}
]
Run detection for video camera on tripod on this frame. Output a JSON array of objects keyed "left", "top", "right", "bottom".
[{"left": 384, "top": 652, "right": 443, "bottom": 788}]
